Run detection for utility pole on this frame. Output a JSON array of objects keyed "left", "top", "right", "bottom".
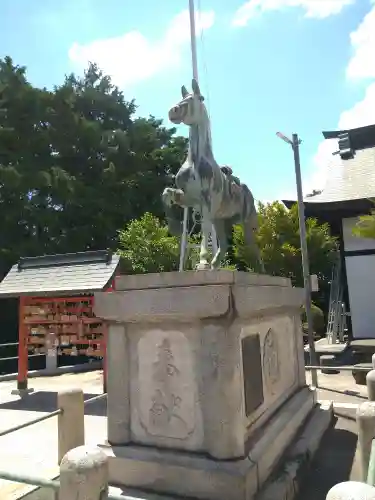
[{"left": 276, "top": 132, "right": 318, "bottom": 388}]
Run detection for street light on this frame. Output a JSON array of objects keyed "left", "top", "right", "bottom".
[{"left": 276, "top": 132, "right": 318, "bottom": 388}]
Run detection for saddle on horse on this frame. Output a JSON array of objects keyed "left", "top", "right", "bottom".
[{"left": 220, "top": 165, "right": 242, "bottom": 199}]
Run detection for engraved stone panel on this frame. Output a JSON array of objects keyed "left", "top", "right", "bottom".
[
  {"left": 138, "top": 329, "right": 196, "bottom": 440},
  {"left": 242, "top": 334, "right": 264, "bottom": 416},
  {"left": 262, "top": 328, "right": 280, "bottom": 396}
]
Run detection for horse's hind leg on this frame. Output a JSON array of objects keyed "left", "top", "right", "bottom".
[
  {"left": 196, "top": 217, "right": 211, "bottom": 270},
  {"left": 211, "top": 219, "right": 229, "bottom": 269},
  {"left": 243, "top": 215, "right": 265, "bottom": 273}
]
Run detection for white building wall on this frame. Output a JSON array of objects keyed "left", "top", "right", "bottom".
[{"left": 342, "top": 217, "right": 375, "bottom": 339}]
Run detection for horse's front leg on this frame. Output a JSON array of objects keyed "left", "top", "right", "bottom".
[
  {"left": 162, "top": 187, "right": 188, "bottom": 208},
  {"left": 211, "top": 219, "right": 229, "bottom": 269},
  {"left": 196, "top": 217, "right": 211, "bottom": 270}
]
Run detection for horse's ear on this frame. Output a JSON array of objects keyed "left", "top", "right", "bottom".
[
  {"left": 181, "top": 85, "right": 188, "bottom": 98},
  {"left": 192, "top": 78, "right": 201, "bottom": 96}
]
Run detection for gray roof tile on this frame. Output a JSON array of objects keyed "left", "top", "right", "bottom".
[
  {"left": 0, "top": 251, "right": 120, "bottom": 298},
  {"left": 306, "top": 146, "right": 375, "bottom": 204}
]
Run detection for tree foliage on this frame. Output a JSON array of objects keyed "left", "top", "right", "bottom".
[
  {"left": 0, "top": 57, "right": 187, "bottom": 277},
  {"left": 117, "top": 212, "right": 198, "bottom": 274},
  {"left": 232, "top": 202, "right": 337, "bottom": 287},
  {"left": 352, "top": 204, "right": 375, "bottom": 240}
]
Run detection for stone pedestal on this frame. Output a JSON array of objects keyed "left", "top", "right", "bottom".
[{"left": 94, "top": 271, "right": 315, "bottom": 500}]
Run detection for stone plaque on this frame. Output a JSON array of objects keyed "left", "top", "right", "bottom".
[
  {"left": 263, "top": 328, "right": 280, "bottom": 395},
  {"left": 242, "top": 334, "right": 264, "bottom": 417},
  {"left": 138, "top": 329, "right": 196, "bottom": 440}
]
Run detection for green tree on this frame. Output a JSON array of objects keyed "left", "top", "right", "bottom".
[
  {"left": 46, "top": 63, "right": 187, "bottom": 253},
  {"left": 0, "top": 59, "right": 187, "bottom": 277},
  {"left": 352, "top": 202, "right": 375, "bottom": 239},
  {"left": 0, "top": 56, "right": 54, "bottom": 275},
  {"left": 117, "top": 212, "right": 198, "bottom": 274},
  {"left": 232, "top": 201, "right": 337, "bottom": 287}
]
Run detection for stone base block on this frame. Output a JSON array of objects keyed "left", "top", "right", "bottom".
[
  {"left": 11, "top": 388, "right": 34, "bottom": 397},
  {"left": 100, "top": 387, "right": 315, "bottom": 500}
]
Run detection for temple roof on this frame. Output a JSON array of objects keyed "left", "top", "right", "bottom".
[
  {"left": 0, "top": 250, "right": 120, "bottom": 298},
  {"left": 283, "top": 124, "right": 375, "bottom": 211}
]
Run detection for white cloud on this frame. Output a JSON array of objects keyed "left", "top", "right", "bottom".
[
  {"left": 307, "top": 2, "right": 375, "bottom": 193},
  {"left": 346, "top": 2, "right": 375, "bottom": 80},
  {"left": 68, "top": 9, "right": 215, "bottom": 88},
  {"left": 231, "top": 0, "right": 354, "bottom": 27}
]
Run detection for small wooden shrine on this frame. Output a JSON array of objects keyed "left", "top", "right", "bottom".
[
  {"left": 284, "top": 124, "right": 375, "bottom": 342},
  {"left": 0, "top": 250, "right": 120, "bottom": 392}
]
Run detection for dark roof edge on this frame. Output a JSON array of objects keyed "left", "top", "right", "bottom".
[
  {"left": 282, "top": 198, "right": 373, "bottom": 216},
  {"left": 18, "top": 250, "right": 113, "bottom": 271},
  {"left": 323, "top": 124, "right": 375, "bottom": 140},
  {"left": 0, "top": 286, "right": 109, "bottom": 299}
]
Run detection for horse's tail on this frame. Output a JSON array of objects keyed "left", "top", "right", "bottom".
[
  {"left": 241, "top": 184, "right": 258, "bottom": 227},
  {"left": 163, "top": 201, "right": 183, "bottom": 237}
]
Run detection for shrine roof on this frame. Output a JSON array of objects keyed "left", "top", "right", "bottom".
[
  {"left": 0, "top": 250, "right": 120, "bottom": 298},
  {"left": 283, "top": 124, "right": 375, "bottom": 211}
]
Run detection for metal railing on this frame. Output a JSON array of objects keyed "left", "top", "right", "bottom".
[
  {"left": 0, "top": 469, "right": 131, "bottom": 499},
  {"left": 0, "top": 391, "right": 107, "bottom": 438},
  {"left": 0, "top": 342, "right": 18, "bottom": 348},
  {"left": 306, "top": 365, "right": 371, "bottom": 372},
  {"left": 0, "top": 389, "right": 111, "bottom": 498},
  {"left": 0, "top": 341, "right": 43, "bottom": 364}
]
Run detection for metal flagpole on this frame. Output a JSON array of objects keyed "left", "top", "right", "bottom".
[
  {"left": 179, "top": 0, "right": 217, "bottom": 271},
  {"left": 178, "top": 0, "right": 197, "bottom": 272}
]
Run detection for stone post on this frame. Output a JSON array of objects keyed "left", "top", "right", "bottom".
[
  {"left": 357, "top": 402, "right": 375, "bottom": 481},
  {"left": 45, "top": 331, "right": 58, "bottom": 374},
  {"left": 326, "top": 481, "right": 375, "bottom": 499},
  {"left": 58, "top": 389, "right": 85, "bottom": 464},
  {"left": 367, "top": 370, "right": 375, "bottom": 401},
  {"left": 59, "top": 445, "right": 108, "bottom": 500}
]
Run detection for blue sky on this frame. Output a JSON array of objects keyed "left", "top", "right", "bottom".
[{"left": 1, "top": 0, "right": 375, "bottom": 201}]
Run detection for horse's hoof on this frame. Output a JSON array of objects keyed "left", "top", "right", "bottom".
[
  {"left": 210, "top": 261, "right": 221, "bottom": 270},
  {"left": 196, "top": 261, "right": 210, "bottom": 270}
]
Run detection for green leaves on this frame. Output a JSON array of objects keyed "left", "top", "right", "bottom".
[
  {"left": 117, "top": 213, "right": 181, "bottom": 274},
  {"left": 0, "top": 57, "right": 187, "bottom": 277},
  {"left": 353, "top": 203, "right": 375, "bottom": 240},
  {"left": 117, "top": 213, "right": 200, "bottom": 275},
  {"left": 233, "top": 201, "right": 337, "bottom": 287}
]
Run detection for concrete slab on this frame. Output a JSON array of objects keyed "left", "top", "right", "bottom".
[{"left": 305, "top": 338, "right": 347, "bottom": 355}]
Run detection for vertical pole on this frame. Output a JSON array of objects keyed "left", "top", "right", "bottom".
[
  {"left": 186, "top": 0, "right": 218, "bottom": 266},
  {"left": 102, "top": 326, "right": 108, "bottom": 394},
  {"left": 292, "top": 133, "right": 318, "bottom": 388},
  {"left": 189, "top": 0, "right": 199, "bottom": 81},
  {"left": 16, "top": 296, "right": 29, "bottom": 393},
  {"left": 179, "top": 210, "right": 189, "bottom": 271},
  {"left": 179, "top": 0, "right": 198, "bottom": 272}
]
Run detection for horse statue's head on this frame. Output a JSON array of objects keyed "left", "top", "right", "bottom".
[{"left": 169, "top": 79, "right": 207, "bottom": 127}]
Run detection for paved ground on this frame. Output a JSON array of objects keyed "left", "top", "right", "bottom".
[
  {"left": 307, "top": 369, "right": 368, "bottom": 404},
  {"left": 0, "top": 371, "right": 107, "bottom": 498},
  {"left": 298, "top": 370, "right": 365, "bottom": 500},
  {"left": 0, "top": 369, "right": 368, "bottom": 499}
]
